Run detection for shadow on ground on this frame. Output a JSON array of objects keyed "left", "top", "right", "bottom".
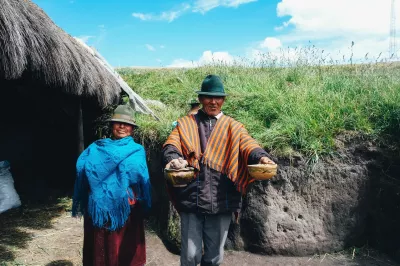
[
  {"left": 45, "top": 260, "right": 73, "bottom": 266},
  {"left": 0, "top": 195, "right": 71, "bottom": 262},
  {"left": 144, "top": 214, "right": 181, "bottom": 256}
]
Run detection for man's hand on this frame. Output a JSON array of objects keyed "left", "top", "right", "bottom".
[
  {"left": 166, "top": 158, "right": 188, "bottom": 169},
  {"left": 259, "top": 157, "right": 276, "bottom": 165}
]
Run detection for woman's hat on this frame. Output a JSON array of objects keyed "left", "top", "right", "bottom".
[
  {"left": 108, "top": 104, "right": 138, "bottom": 127},
  {"left": 188, "top": 99, "right": 200, "bottom": 107},
  {"left": 196, "top": 75, "right": 228, "bottom": 96}
]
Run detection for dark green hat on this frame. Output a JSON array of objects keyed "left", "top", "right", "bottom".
[
  {"left": 196, "top": 75, "right": 227, "bottom": 96},
  {"left": 108, "top": 104, "right": 138, "bottom": 127}
]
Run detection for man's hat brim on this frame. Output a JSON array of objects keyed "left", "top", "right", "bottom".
[{"left": 196, "top": 91, "right": 228, "bottom": 96}]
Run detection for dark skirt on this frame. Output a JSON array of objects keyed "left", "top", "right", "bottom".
[{"left": 83, "top": 204, "right": 146, "bottom": 266}]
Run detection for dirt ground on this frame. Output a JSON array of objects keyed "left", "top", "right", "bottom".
[{"left": 0, "top": 200, "right": 398, "bottom": 266}]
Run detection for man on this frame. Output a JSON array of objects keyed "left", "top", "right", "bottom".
[{"left": 163, "top": 74, "right": 275, "bottom": 266}]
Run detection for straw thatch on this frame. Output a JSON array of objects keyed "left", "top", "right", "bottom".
[{"left": 0, "top": 0, "right": 121, "bottom": 106}]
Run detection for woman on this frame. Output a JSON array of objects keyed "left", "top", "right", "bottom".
[{"left": 72, "top": 104, "right": 151, "bottom": 266}]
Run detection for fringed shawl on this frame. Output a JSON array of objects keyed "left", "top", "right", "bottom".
[
  {"left": 72, "top": 137, "right": 151, "bottom": 231},
  {"left": 163, "top": 114, "right": 260, "bottom": 193}
]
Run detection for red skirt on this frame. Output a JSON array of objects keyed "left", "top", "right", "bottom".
[{"left": 83, "top": 204, "right": 146, "bottom": 266}]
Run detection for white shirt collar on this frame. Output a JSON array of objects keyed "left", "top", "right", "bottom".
[{"left": 215, "top": 112, "right": 223, "bottom": 119}]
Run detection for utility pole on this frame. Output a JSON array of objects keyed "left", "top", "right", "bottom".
[{"left": 390, "top": 0, "right": 397, "bottom": 59}]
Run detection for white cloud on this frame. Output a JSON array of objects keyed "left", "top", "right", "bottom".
[
  {"left": 270, "top": 0, "right": 400, "bottom": 60},
  {"left": 199, "top": 50, "right": 235, "bottom": 64},
  {"left": 74, "top": 28, "right": 107, "bottom": 51},
  {"left": 260, "top": 37, "right": 282, "bottom": 50},
  {"left": 168, "top": 59, "right": 196, "bottom": 68},
  {"left": 276, "top": 0, "right": 395, "bottom": 37},
  {"left": 132, "top": 4, "right": 191, "bottom": 22},
  {"left": 76, "top": 35, "right": 94, "bottom": 44},
  {"left": 132, "top": 13, "right": 153, "bottom": 21},
  {"left": 168, "top": 50, "right": 237, "bottom": 67},
  {"left": 146, "top": 44, "right": 156, "bottom": 51},
  {"left": 160, "top": 45, "right": 165, "bottom": 49},
  {"left": 132, "top": 0, "right": 257, "bottom": 22},
  {"left": 193, "top": 0, "right": 257, "bottom": 13}
]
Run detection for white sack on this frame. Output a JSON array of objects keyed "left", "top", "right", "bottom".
[{"left": 0, "top": 161, "right": 21, "bottom": 214}]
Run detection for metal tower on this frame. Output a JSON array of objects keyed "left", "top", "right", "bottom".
[{"left": 390, "top": 0, "right": 397, "bottom": 58}]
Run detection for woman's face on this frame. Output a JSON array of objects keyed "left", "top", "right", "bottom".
[{"left": 112, "top": 122, "right": 133, "bottom": 139}]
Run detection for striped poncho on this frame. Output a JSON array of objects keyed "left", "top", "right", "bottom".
[{"left": 164, "top": 114, "right": 261, "bottom": 193}]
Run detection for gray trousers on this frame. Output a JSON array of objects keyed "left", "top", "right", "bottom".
[{"left": 180, "top": 212, "right": 232, "bottom": 266}]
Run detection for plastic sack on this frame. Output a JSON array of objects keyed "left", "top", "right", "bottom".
[{"left": 0, "top": 161, "right": 21, "bottom": 214}]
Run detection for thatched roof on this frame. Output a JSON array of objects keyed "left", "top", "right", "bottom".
[{"left": 0, "top": 0, "right": 120, "bottom": 106}]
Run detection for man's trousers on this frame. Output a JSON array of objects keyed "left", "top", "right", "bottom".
[{"left": 180, "top": 212, "right": 232, "bottom": 266}]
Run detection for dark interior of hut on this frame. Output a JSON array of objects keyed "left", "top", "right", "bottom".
[{"left": 0, "top": 76, "right": 105, "bottom": 202}]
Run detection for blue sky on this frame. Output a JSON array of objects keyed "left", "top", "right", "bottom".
[{"left": 32, "top": 0, "right": 397, "bottom": 67}]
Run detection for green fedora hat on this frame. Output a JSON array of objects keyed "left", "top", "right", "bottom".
[
  {"left": 108, "top": 104, "right": 138, "bottom": 127},
  {"left": 196, "top": 75, "right": 228, "bottom": 96}
]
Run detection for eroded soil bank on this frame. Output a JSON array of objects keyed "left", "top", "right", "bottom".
[{"left": 149, "top": 135, "right": 400, "bottom": 262}]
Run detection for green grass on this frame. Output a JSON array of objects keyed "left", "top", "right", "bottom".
[{"left": 117, "top": 60, "right": 400, "bottom": 158}]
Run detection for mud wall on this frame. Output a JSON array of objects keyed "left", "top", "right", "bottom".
[{"left": 146, "top": 137, "right": 400, "bottom": 259}]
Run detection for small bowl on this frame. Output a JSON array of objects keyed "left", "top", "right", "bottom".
[
  {"left": 164, "top": 167, "right": 195, "bottom": 187},
  {"left": 248, "top": 164, "right": 278, "bottom": 180}
]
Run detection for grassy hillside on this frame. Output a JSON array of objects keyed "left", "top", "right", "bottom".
[{"left": 118, "top": 62, "right": 400, "bottom": 158}]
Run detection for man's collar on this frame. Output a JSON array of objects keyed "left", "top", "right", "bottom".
[{"left": 199, "top": 109, "right": 223, "bottom": 119}]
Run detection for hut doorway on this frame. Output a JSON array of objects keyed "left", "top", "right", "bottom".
[{"left": 0, "top": 77, "right": 103, "bottom": 202}]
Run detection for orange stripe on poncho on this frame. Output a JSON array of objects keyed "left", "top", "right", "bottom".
[{"left": 163, "top": 114, "right": 260, "bottom": 193}]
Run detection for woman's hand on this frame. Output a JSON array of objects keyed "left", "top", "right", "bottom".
[
  {"left": 166, "top": 158, "right": 188, "bottom": 169},
  {"left": 259, "top": 157, "right": 276, "bottom": 165}
]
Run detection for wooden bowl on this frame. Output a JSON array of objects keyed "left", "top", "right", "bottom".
[
  {"left": 164, "top": 167, "right": 195, "bottom": 187},
  {"left": 248, "top": 164, "right": 278, "bottom": 180}
]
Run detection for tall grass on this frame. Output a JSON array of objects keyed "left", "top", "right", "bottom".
[{"left": 118, "top": 52, "right": 400, "bottom": 158}]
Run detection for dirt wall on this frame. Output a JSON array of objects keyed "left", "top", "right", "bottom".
[{"left": 146, "top": 136, "right": 400, "bottom": 260}]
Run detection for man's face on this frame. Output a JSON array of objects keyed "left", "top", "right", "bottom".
[
  {"left": 199, "top": 95, "right": 225, "bottom": 116},
  {"left": 112, "top": 122, "right": 133, "bottom": 139}
]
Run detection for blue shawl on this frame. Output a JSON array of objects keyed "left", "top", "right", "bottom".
[{"left": 72, "top": 137, "right": 151, "bottom": 231}]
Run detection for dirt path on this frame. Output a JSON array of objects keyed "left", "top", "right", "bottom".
[{"left": 0, "top": 204, "right": 398, "bottom": 266}]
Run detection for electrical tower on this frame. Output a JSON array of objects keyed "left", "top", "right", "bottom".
[{"left": 390, "top": 0, "right": 397, "bottom": 58}]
